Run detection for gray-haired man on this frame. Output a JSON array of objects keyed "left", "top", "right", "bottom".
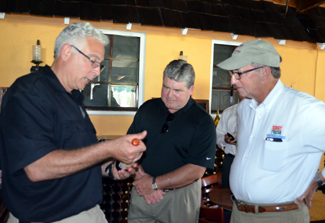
[
  {"left": 218, "top": 39, "right": 325, "bottom": 223},
  {"left": 0, "top": 22, "right": 146, "bottom": 223}
]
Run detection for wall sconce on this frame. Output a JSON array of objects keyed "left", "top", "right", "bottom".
[
  {"left": 178, "top": 51, "right": 188, "bottom": 62},
  {"left": 31, "top": 40, "right": 43, "bottom": 72}
]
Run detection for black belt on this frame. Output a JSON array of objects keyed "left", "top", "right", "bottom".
[{"left": 226, "top": 153, "right": 235, "bottom": 158}]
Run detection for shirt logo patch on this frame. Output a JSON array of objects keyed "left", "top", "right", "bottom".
[
  {"left": 266, "top": 125, "right": 286, "bottom": 139},
  {"left": 206, "top": 157, "right": 212, "bottom": 160},
  {"left": 271, "top": 125, "right": 282, "bottom": 135}
]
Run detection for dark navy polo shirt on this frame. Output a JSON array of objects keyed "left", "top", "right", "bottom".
[
  {"left": 0, "top": 65, "right": 102, "bottom": 222},
  {"left": 127, "top": 98, "right": 216, "bottom": 177}
]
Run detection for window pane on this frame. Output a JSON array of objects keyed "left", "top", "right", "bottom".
[
  {"left": 112, "top": 85, "right": 137, "bottom": 108},
  {"left": 213, "top": 67, "right": 231, "bottom": 88},
  {"left": 83, "top": 84, "right": 108, "bottom": 107},
  {"left": 104, "top": 35, "right": 112, "bottom": 58},
  {"left": 213, "top": 44, "right": 235, "bottom": 88},
  {"left": 211, "top": 41, "right": 240, "bottom": 113},
  {"left": 213, "top": 45, "right": 235, "bottom": 65},
  {"left": 212, "top": 90, "right": 231, "bottom": 111},
  {"left": 82, "top": 32, "right": 141, "bottom": 112},
  {"left": 112, "top": 36, "right": 140, "bottom": 58},
  {"left": 94, "top": 60, "right": 110, "bottom": 82},
  {"left": 111, "top": 65, "right": 139, "bottom": 84}
]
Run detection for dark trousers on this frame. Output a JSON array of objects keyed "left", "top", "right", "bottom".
[{"left": 222, "top": 153, "right": 235, "bottom": 188}]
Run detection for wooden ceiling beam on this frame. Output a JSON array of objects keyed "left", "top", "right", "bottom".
[{"left": 295, "top": 0, "right": 325, "bottom": 13}]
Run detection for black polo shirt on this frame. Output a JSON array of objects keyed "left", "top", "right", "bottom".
[
  {"left": 0, "top": 65, "right": 102, "bottom": 222},
  {"left": 127, "top": 98, "right": 216, "bottom": 177}
]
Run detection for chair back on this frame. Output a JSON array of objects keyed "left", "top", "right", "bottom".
[
  {"left": 201, "top": 173, "right": 222, "bottom": 206},
  {"left": 199, "top": 206, "right": 224, "bottom": 223},
  {"left": 202, "top": 173, "right": 222, "bottom": 188}
]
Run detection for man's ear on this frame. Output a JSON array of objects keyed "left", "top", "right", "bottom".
[
  {"left": 262, "top": 66, "right": 271, "bottom": 79},
  {"left": 189, "top": 85, "right": 194, "bottom": 95},
  {"left": 60, "top": 44, "right": 72, "bottom": 61}
]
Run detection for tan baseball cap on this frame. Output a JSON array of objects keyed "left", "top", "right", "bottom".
[{"left": 217, "top": 39, "right": 281, "bottom": 70}]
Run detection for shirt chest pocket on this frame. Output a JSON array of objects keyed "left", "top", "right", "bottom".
[
  {"left": 261, "top": 140, "right": 288, "bottom": 172},
  {"left": 61, "top": 120, "right": 96, "bottom": 149}
]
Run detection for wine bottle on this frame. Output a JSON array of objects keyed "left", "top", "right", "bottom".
[{"left": 214, "top": 110, "right": 220, "bottom": 126}]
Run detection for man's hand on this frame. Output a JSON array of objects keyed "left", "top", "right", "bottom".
[
  {"left": 142, "top": 190, "right": 165, "bottom": 205},
  {"left": 294, "top": 177, "right": 319, "bottom": 209},
  {"left": 107, "top": 131, "right": 147, "bottom": 165},
  {"left": 133, "top": 168, "right": 155, "bottom": 196},
  {"left": 102, "top": 161, "right": 138, "bottom": 180},
  {"left": 224, "top": 134, "right": 237, "bottom": 145},
  {"left": 113, "top": 162, "right": 139, "bottom": 180}
]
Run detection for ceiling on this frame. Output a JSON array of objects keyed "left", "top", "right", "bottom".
[
  {"left": 263, "top": 0, "right": 325, "bottom": 12},
  {"left": 1, "top": 0, "right": 325, "bottom": 44}
]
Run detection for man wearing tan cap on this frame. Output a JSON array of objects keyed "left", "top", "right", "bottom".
[{"left": 217, "top": 39, "right": 325, "bottom": 223}]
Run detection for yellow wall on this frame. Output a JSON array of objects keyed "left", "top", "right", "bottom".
[{"left": 1, "top": 14, "right": 325, "bottom": 137}]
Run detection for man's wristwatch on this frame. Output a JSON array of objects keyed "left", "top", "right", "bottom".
[
  {"left": 152, "top": 177, "right": 158, "bottom": 190},
  {"left": 315, "top": 172, "right": 325, "bottom": 186}
]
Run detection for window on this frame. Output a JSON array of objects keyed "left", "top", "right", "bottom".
[
  {"left": 83, "top": 30, "right": 146, "bottom": 116},
  {"left": 210, "top": 40, "right": 241, "bottom": 114}
]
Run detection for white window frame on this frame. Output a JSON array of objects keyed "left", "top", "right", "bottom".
[
  {"left": 209, "top": 39, "right": 241, "bottom": 118},
  {"left": 86, "top": 29, "right": 146, "bottom": 116}
]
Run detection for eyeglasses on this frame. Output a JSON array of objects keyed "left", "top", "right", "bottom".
[
  {"left": 70, "top": 45, "right": 105, "bottom": 72},
  {"left": 161, "top": 113, "right": 174, "bottom": 133},
  {"left": 229, "top": 66, "right": 264, "bottom": 80}
]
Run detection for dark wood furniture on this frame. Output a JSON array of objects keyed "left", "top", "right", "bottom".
[
  {"left": 199, "top": 206, "right": 224, "bottom": 223},
  {"left": 209, "top": 188, "right": 233, "bottom": 211},
  {"left": 201, "top": 173, "right": 222, "bottom": 207},
  {"left": 200, "top": 173, "right": 224, "bottom": 223}
]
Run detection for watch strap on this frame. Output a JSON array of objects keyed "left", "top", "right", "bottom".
[
  {"left": 315, "top": 172, "right": 324, "bottom": 186},
  {"left": 105, "top": 162, "right": 116, "bottom": 180},
  {"left": 152, "top": 177, "right": 158, "bottom": 190}
]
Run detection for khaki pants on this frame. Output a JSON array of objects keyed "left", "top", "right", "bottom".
[
  {"left": 230, "top": 201, "right": 310, "bottom": 223},
  {"left": 7, "top": 205, "right": 108, "bottom": 223},
  {"left": 128, "top": 179, "right": 201, "bottom": 223}
]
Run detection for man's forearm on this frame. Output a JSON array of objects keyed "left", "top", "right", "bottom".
[
  {"left": 155, "top": 164, "right": 206, "bottom": 190},
  {"left": 24, "top": 141, "right": 114, "bottom": 182},
  {"left": 24, "top": 131, "right": 147, "bottom": 182}
]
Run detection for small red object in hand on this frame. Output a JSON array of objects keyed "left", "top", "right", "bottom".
[{"left": 132, "top": 138, "right": 139, "bottom": 146}]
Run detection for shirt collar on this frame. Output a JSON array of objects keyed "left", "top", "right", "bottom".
[
  {"left": 250, "top": 79, "right": 284, "bottom": 111},
  {"left": 159, "top": 97, "right": 194, "bottom": 116},
  {"left": 41, "top": 65, "right": 84, "bottom": 104}
]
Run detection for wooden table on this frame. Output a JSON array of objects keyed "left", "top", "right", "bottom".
[
  {"left": 209, "top": 188, "right": 233, "bottom": 211},
  {"left": 209, "top": 188, "right": 325, "bottom": 222}
]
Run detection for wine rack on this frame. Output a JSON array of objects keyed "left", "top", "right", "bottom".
[{"left": 101, "top": 177, "right": 133, "bottom": 223}]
